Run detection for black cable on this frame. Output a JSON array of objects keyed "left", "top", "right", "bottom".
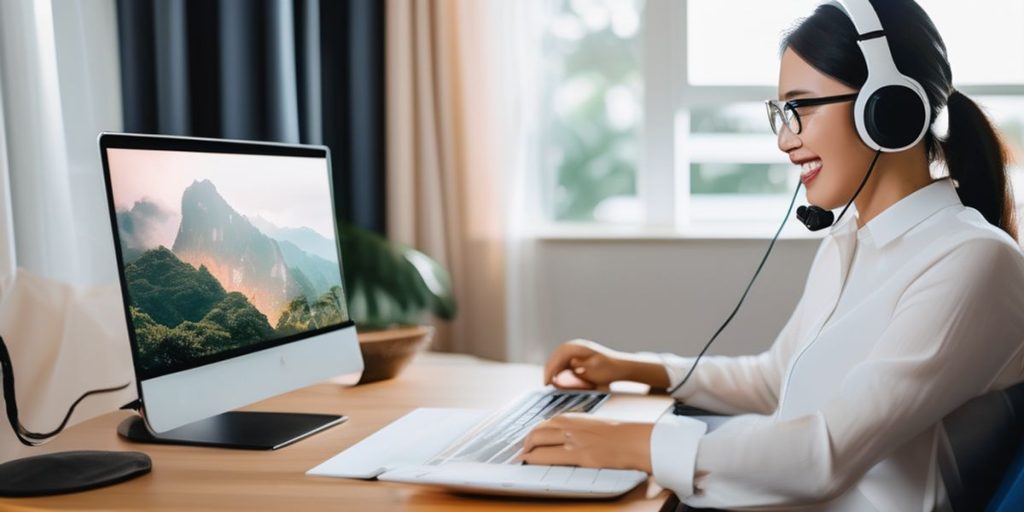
[
  {"left": 667, "top": 179, "right": 802, "bottom": 397},
  {"left": 668, "top": 149, "right": 883, "bottom": 400},
  {"left": 833, "top": 149, "right": 882, "bottom": 228},
  {"left": 1, "top": 335, "right": 131, "bottom": 447}
]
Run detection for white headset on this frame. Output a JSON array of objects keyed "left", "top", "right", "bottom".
[{"left": 829, "top": 0, "right": 931, "bottom": 152}]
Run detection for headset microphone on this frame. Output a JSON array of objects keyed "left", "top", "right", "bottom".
[{"left": 795, "top": 205, "right": 835, "bottom": 231}]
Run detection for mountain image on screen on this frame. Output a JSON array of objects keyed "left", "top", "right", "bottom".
[
  {"left": 117, "top": 179, "right": 348, "bottom": 375},
  {"left": 172, "top": 179, "right": 310, "bottom": 326}
]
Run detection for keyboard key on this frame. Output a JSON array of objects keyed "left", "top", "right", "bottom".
[
  {"left": 592, "top": 469, "right": 623, "bottom": 491},
  {"left": 566, "top": 468, "right": 599, "bottom": 487},
  {"left": 510, "top": 465, "right": 550, "bottom": 482},
  {"left": 541, "top": 465, "right": 574, "bottom": 484}
]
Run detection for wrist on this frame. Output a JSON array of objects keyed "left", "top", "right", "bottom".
[
  {"left": 628, "top": 422, "right": 655, "bottom": 473},
  {"left": 620, "top": 356, "right": 670, "bottom": 390}
]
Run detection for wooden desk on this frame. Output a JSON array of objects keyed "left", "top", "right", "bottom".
[{"left": 0, "top": 353, "right": 674, "bottom": 511}]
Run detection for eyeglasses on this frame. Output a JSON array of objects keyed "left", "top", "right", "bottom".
[{"left": 765, "top": 93, "right": 858, "bottom": 135}]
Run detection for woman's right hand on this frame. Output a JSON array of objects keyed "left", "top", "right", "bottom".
[{"left": 543, "top": 339, "right": 669, "bottom": 390}]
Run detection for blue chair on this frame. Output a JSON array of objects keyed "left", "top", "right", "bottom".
[
  {"left": 985, "top": 422, "right": 1024, "bottom": 512},
  {"left": 939, "top": 382, "right": 1024, "bottom": 512}
]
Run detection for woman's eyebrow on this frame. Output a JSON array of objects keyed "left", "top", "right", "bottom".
[{"left": 782, "top": 89, "right": 814, "bottom": 100}]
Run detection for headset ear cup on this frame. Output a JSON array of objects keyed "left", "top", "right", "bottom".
[{"left": 863, "top": 85, "right": 928, "bottom": 150}]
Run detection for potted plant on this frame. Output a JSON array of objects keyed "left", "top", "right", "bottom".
[{"left": 337, "top": 222, "right": 456, "bottom": 384}]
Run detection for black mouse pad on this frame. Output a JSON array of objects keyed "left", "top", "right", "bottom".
[{"left": 0, "top": 450, "right": 151, "bottom": 497}]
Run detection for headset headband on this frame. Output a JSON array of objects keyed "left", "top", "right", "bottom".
[{"left": 825, "top": 0, "right": 931, "bottom": 152}]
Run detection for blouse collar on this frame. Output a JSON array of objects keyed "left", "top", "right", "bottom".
[{"left": 829, "top": 178, "right": 962, "bottom": 250}]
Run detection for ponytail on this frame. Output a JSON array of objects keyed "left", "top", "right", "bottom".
[{"left": 939, "top": 91, "right": 1019, "bottom": 242}]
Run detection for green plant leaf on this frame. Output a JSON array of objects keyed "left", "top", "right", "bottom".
[
  {"left": 401, "top": 248, "right": 456, "bottom": 320},
  {"left": 338, "top": 222, "right": 457, "bottom": 329}
]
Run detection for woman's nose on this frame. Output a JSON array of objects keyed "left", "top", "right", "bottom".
[{"left": 777, "top": 124, "right": 801, "bottom": 152}]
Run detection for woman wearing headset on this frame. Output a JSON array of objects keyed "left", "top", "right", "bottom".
[{"left": 521, "top": 0, "right": 1024, "bottom": 510}]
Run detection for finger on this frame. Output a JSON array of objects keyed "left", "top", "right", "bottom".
[
  {"left": 577, "top": 354, "right": 624, "bottom": 385},
  {"left": 543, "top": 343, "right": 593, "bottom": 385},
  {"left": 544, "top": 346, "right": 593, "bottom": 382},
  {"left": 552, "top": 369, "right": 597, "bottom": 390},
  {"left": 556, "top": 411, "right": 590, "bottom": 419},
  {"left": 565, "top": 357, "right": 602, "bottom": 386},
  {"left": 571, "top": 355, "right": 599, "bottom": 376},
  {"left": 561, "top": 413, "right": 594, "bottom": 424},
  {"left": 520, "top": 445, "right": 576, "bottom": 466},
  {"left": 522, "top": 428, "right": 566, "bottom": 453}
]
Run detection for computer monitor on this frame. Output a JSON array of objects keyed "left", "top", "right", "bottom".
[{"left": 98, "top": 133, "right": 363, "bottom": 448}]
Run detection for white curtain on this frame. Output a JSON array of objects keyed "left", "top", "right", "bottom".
[
  {"left": 0, "top": 0, "right": 131, "bottom": 462},
  {"left": 498, "top": 2, "right": 552, "bottom": 364}
]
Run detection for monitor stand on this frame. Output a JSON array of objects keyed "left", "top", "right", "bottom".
[{"left": 117, "top": 411, "right": 346, "bottom": 450}]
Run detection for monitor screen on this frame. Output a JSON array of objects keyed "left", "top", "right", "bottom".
[{"left": 105, "top": 145, "right": 350, "bottom": 380}]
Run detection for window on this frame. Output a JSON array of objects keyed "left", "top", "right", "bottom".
[
  {"left": 533, "top": 0, "right": 1024, "bottom": 233},
  {"left": 539, "top": 0, "right": 645, "bottom": 223}
]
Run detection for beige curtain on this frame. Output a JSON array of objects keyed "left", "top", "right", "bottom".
[{"left": 385, "top": 0, "right": 508, "bottom": 360}]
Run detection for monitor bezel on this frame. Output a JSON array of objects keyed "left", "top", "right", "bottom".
[{"left": 98, "top": 132, "right": 356, "bottom": 386}]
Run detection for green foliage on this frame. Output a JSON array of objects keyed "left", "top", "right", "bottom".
[
  {"left": 313, "top": 286, "right": 349, "bottom": 326},
  {"left": 168, "top": 320, "right": 233, "bottom": 354},
  {"left": 201, "top": 292, "right": 275, "bottom": 346},
  {"left": 338, "top": 223, "right": 455, "bottom": 330},
  {"left": 275, "top": 286, "right": 349, "bottom": 335},
  {"left": 125, "top": 247, "right": 226, "bottom": 328},
  {"left": 131, "top": 306, "right": 174, "bottom": 370},
  {"left": 275, "top": 297, "right": 312, "bottom": 337},
  {"left": 127, "top": 248, "right": 275, "bottom": 374},
  {"left": 131, "top": 306, "right": 230, "bottom": 373}
]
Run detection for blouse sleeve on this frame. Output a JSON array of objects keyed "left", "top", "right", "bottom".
[{"left": 650, "top": 238, "right": 1024, "bottom": 508}]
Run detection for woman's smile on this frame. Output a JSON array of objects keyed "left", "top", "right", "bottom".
[{"left": 800, "top": 159, "right": 822, "bottom": 185}]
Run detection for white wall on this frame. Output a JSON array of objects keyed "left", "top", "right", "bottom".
[{"left": 510, "top": 237, "right": 821, "bottom": 364}]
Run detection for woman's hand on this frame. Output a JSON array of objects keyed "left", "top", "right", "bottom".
[
  {"left": 543, "top": 339, "right": 670, "bottom": 390},
  {"left": 519, "top": 413, "right": 654, "bottom": 473}
]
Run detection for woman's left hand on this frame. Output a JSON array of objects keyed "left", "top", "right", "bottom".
[{"left": 519, "top": 413, "right": 655, "bottom": 473}]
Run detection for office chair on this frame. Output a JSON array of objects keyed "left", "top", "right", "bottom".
[
  {"left": 986, "top": 431, "right": 1024, "bottom": 512},
  {"left": 939, "top": 381, "right": 1024, "bottom": 512}
]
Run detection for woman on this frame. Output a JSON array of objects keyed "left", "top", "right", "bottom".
[{"left": 521, "top": 1, "right": 1024, "bottom": 510}]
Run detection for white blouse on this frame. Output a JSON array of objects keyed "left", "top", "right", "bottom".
[{"left": 649, "top": 178, "right": 1024, "bottom": 511}]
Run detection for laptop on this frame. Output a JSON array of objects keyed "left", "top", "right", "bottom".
[{"left": 308, "top": 387, "right": 667, "bottom": 498}]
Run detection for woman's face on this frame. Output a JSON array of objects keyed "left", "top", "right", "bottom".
[{"left": 777, "top": 48, "right": 876, "bottom": 209}]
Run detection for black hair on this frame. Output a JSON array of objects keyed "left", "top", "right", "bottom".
[{"left": 780, "top": 0, "right": 1018, "bottom": 241}]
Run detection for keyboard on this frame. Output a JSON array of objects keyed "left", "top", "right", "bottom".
[{"left": 430, "top": 389, "right": 609, "bottom": 465}]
